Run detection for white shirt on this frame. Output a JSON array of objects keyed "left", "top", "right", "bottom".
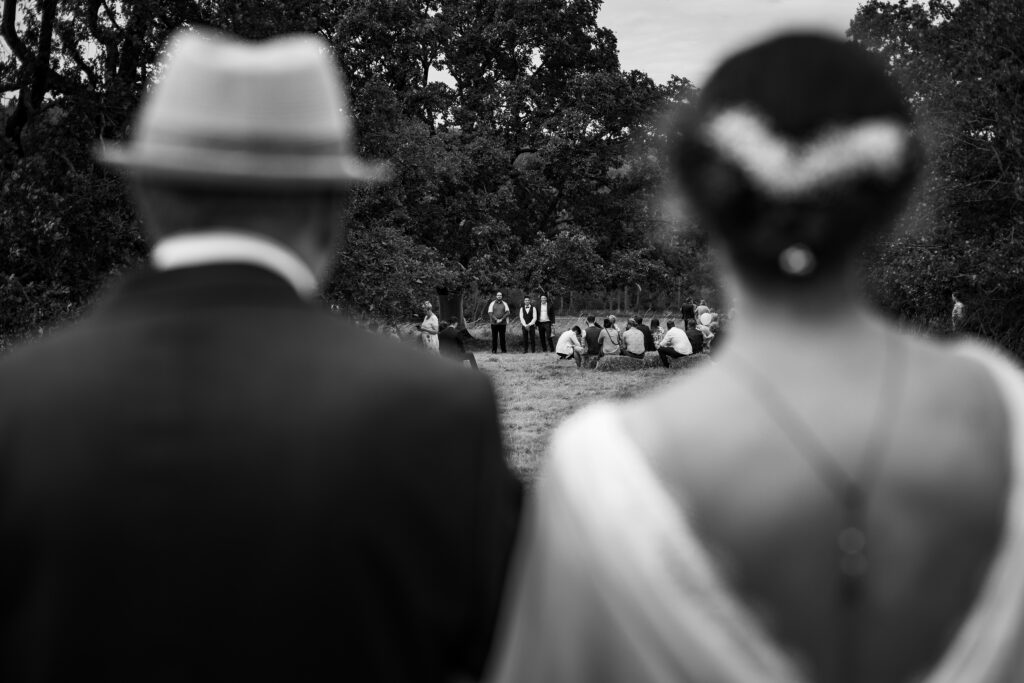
[
  {"left": 555, "top": 330, "right": 583, "bottom": 355},
  {"left": 151, "top": 230, "right": 318, "bottom": 298},
  {"left": 539, "top": 302, "right": 550, "bottom": 323},
  {"left": 658, "top": 326, "right": 693, "bottom": 355}
]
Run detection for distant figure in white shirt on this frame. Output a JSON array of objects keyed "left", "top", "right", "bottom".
[
  {"left": 951, "top": 291, "right": 965, "bottom": 331},
  {"left": 657, "top": 320, "right": 693, "bottom": 367},
  {"left": 419, "top": 301, "right": 439, "bottom": 353},
  {"left": 537, "top": 295, "right": 556, "bottom": 352},
  {"left": 555, "top": 326, "right": 584, "bottom": 367}
]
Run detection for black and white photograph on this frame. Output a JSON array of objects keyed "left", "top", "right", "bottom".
[{"left": 2, "top": 0, "right": 1022, "bottom": 681}]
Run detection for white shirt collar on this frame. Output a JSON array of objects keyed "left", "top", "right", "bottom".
[{"left": 150, "top": 230, "right": 319, "bottom": 298}]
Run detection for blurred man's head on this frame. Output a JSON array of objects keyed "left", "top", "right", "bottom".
[{"left": 99, "top": 30, "right": 388, "bottom": 285}]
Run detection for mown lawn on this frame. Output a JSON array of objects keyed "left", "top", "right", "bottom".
[{"left": 475, "top": 349, "right": 679, "bottom": 481}]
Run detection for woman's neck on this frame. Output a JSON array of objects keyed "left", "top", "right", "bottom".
[{"left": 722, "top": 272, "right": 891, "bottom": 368}]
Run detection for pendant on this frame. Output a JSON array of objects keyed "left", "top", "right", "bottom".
[{"left": 837, "top": 525, "right": 867, "bottom": 606}]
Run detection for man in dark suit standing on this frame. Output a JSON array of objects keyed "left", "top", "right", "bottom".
[
  {"left": 537, "top": 293, "right": 556, "bottom": 352},
  {"left": 0, "top": 30, "right": 520, "bottom": 683}
]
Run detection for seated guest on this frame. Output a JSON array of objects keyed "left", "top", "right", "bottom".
[
  {"left": 634, "top": 316, "right": 656, "bottom": 352},
  {"left": 621, "top": 320, "right": 646, "bottom": 359},
  {"left": 555, "top": 326, "right": 585, "bottom": 367},
  {"left": 650, "top": 318, "right": 664, "bottom": 346},
  {"left": 439, "top": 318, "right": 478, "bottom": 369},
  {"left": 583, "top": 316, "right": 603, "bottom": 358},
  {"left": 696, "top": 317, "right": 717, "bottom": 351},
  {"left": 683, "top": 317, "right": 705, "bottom": 354},
  {"left": 598, "top": 318, "right": 620, "bottom": 355},
  {"left": 657, "top": 320, "right": 693, "bottom": 367}
]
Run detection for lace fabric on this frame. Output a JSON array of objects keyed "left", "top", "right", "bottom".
[{"left": 486, "top": 342, "right": 1024, "bottom": 683}]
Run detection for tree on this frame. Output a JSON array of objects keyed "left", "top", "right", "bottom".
[
  {"left": 2, "top": 0, "right": 716, "bottom": 344},
  {"left": 850, "top": 0, "right": 1024, "bottom": 354}
]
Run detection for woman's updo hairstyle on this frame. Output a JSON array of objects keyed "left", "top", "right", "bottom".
[{"left": 670, "top": 34, "right": 921, "bottom": 282}]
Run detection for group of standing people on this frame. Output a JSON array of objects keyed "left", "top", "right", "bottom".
[{"left": 489, "top": 292, "right": 556, "bottom": 353}]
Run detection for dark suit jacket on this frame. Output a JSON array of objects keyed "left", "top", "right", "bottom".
[
  {"left": 438, "top": 325, "right": 466, "bottom": 355},
  {"left": 0, "top": 265, "right": 521, "bottom": 682},
  {"left": 685, "top": 326, "right": 705, "bottom": 353}
]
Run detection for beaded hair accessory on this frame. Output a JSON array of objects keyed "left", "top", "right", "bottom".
[{"left": 703, "top": 106, "right": 911, "bottom": 200}]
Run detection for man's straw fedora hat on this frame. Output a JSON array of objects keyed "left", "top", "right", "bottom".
[{"left": 97, "top": 29, "right": 389, "bottom": 187}]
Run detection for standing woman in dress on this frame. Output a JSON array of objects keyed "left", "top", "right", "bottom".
[
  {"left": 419, "top": 301, "right": 440, "bottom": 353},
  {"left": 487, "top": 33, "right": 1024, "bottom": 683}
]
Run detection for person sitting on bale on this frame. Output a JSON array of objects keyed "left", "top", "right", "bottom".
[
  {"left": 621, "top": 320, "right": 646, "bottom": 359},
  {"left": 657, "top": 320, "right": 694, "bottom": 367},
  {"left": 555, "top": 326, "right": 585, "bottom": 368}
]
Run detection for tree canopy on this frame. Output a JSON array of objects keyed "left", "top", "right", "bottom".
[
  {"left": 1, "top": 0, "right": 705, "bottom": 345},
  {"left": 850, "top": 0, "right": 1024, "bottom": 353},
  {"left": 2, "top": 0, "right": 1020, "bottom": 355}
]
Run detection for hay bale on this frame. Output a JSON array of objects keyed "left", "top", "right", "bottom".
[
  {"left": 594, "top": 352, "right": 712, "bottom": 371},
  {"left": 594, "top": 354, "right": 645, "bottom": 372}
]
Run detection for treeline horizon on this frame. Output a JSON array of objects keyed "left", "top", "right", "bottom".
[{"left": 2, "top": 0, "right": 1021, "bottom": 355}]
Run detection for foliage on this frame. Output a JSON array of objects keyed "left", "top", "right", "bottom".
[
  {"left": 850, "top": 0, "right": 1024, "bottom": 353},
  {"left": 0, "top": 0, "right": 709, "bottom": 344}
]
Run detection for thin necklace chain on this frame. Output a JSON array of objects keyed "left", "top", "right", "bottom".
[
  {"left": 725, "top": 332, "right": 909, "bottom": 683},
  {"left": 727, "top": 332, "right": 907, "bottom": 510}
]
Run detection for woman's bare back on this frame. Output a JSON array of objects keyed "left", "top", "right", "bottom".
[{"left": 629, "top": 334, "right": 1010, "bottom": 682}]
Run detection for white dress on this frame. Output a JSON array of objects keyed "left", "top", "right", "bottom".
[
  {"left": 486, "top": 343, "right": 1024, "bottom": 683},
  {"left": 420, "top": 313, "right": 439, "bottom": 352}
]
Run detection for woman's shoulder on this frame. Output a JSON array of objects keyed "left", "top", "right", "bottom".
[{"left": 902, "top": 335, "right": 1021, "bottom": 437}]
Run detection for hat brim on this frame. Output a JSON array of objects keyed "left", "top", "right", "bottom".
[{"left": 96, "top": 143, "right": 392, "bottom": 187}]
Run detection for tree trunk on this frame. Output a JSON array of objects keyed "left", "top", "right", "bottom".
[{"left": 436, "top": 287, "right": 466, "bottom": 329}]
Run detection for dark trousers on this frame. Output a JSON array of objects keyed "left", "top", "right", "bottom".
[
  {"left": 491, "top": 324, "right": 507, "bottom": 353},
  {"left": 538, "top": 321, "right": 553, "bottom": 351},
  {"left": 658, "top": 347, "right": 686, "bottom": 367},
  {"left": 522, "top": 325, "right": 536, "bottom": 352}
]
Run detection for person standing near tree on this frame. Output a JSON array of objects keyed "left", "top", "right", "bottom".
[
  {"left": 419, "top": 301, "right": 440, "bottom": 353},
  {"left": 520, "top": 296, "right": 538, "bottom": 353},
  {"left": 488, "top": 291, "right": 510, "bottom": 354},
  {"left": 537, "top": 294, "right": 556, "bottom": 352},
  {"left": 951, "top": 291, "right": 966, "bottom": 331}
]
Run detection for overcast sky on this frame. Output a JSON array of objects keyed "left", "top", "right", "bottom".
[{"left": 597, "top": 0, "right": 868, "bottom": 86}]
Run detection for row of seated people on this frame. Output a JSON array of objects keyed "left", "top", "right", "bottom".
[{"left": 555, "top": 314, "right": 714, "bottom": 368}]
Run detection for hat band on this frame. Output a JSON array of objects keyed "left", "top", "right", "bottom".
[{"left": 140, "top": 129, "right": 350, "bottom": 156}]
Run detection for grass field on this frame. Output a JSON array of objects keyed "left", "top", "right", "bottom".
[{"left": 475, "top": 349, "right": 679, "bottom": 481}]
